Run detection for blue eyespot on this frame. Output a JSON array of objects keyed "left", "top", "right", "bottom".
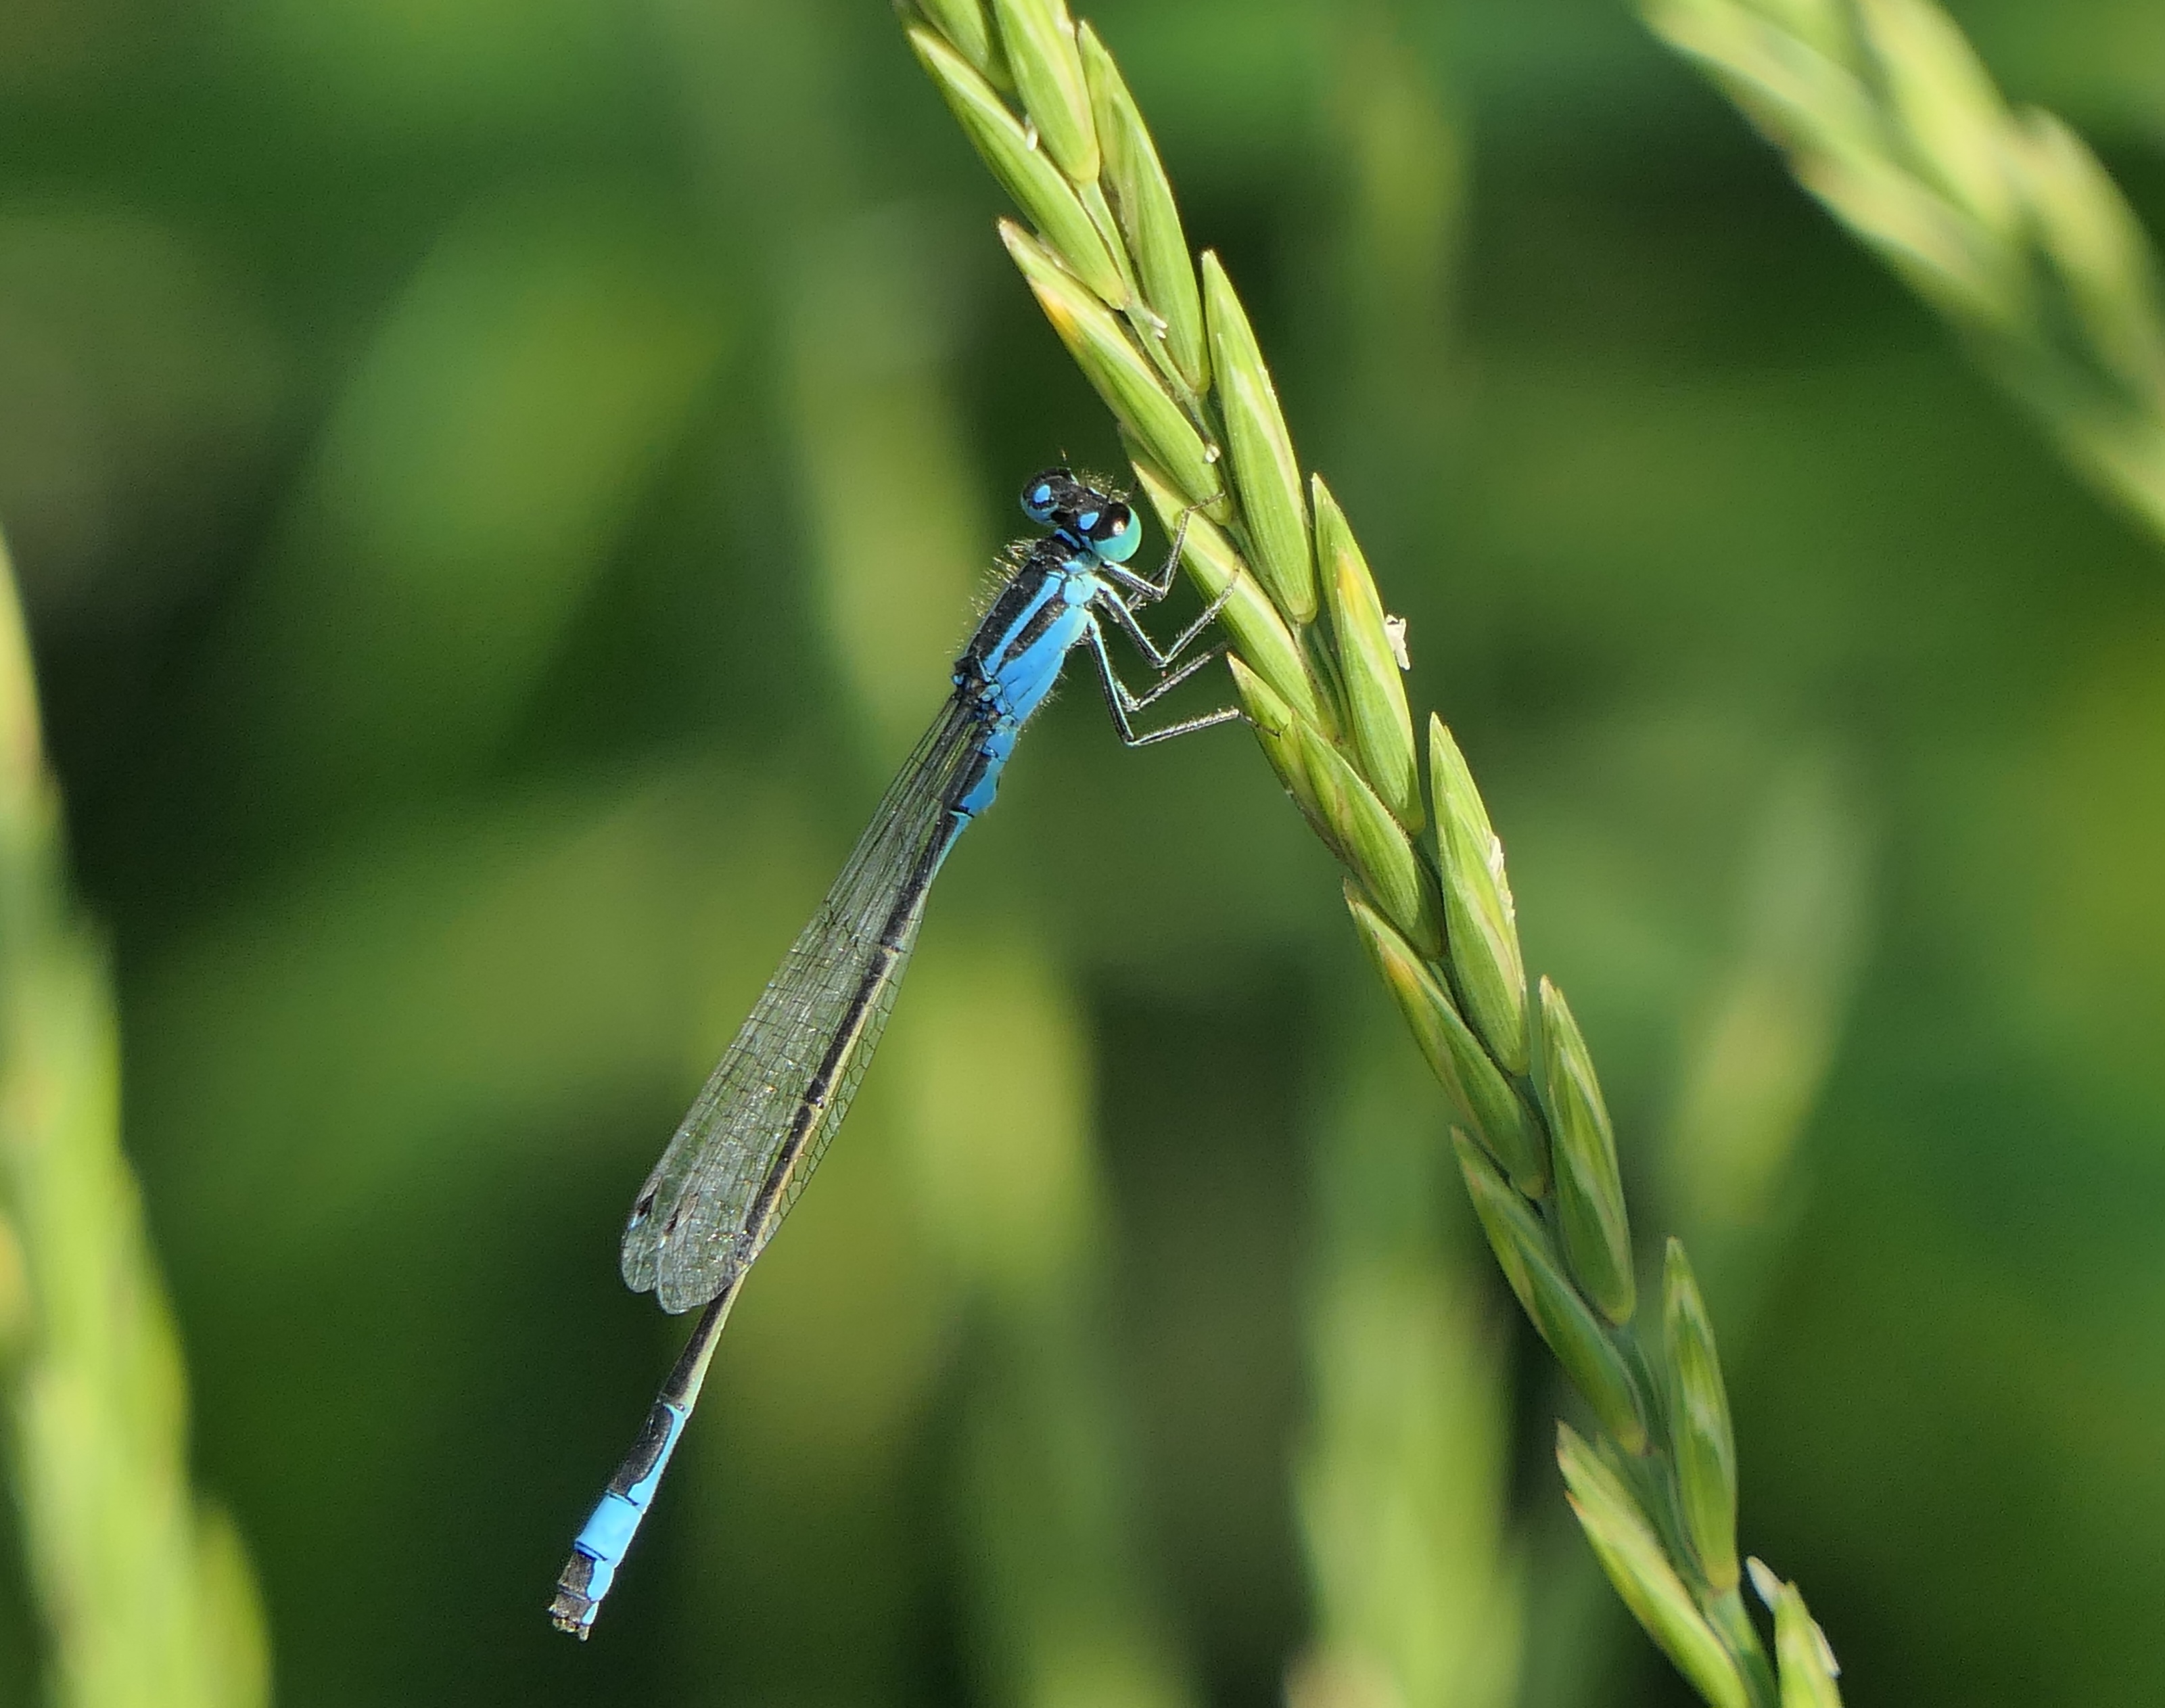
[
  {"left": 1076, "top": 509, "right": 1099, "bottom": 533},
  {"left": 1020, "top": 467, "right": 1071, "bottom": 525}
]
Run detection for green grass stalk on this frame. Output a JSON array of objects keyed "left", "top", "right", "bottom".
[
  {"left": 0, "top": 530, "right": 271, "bottom": 1708},
  {"left": 896, "top": 3, "right": 1845, "bottom": 1701},
  {"left": 1642, "top": 0, "right": 2165, "bottom": 549}
]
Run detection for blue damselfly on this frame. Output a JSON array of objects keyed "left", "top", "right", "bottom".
[{"left": 549, "top": 469, "right": 1237, "bottom": 1636}]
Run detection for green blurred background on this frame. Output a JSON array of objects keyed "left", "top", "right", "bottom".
[{"left": 3, "top": 0, "right": 2164, "bottom": 1703}]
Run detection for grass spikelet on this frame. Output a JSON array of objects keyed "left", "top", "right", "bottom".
[
  {"left": 914, "top": 31, "right": 1126, "bottom": 302},
  {"left": 1316, "top": 479, "right": 1418, "bottom": 833},
  {"left": 916, "top": 0, "right": 1008, "bottom": 88},
  {"left": 897, "top": 7, "right": 1835, "bottom": 1700},
  {"left": 1000, "top": 223, "right": 1218, "bottom": 503},
  {"left": 1558, "top": 1425, "right": 1752, "bottom": 1708},
  {"left": 1346, "top": 892, "right": 1543, "bottom": 1195},
  {"left": 1202, "top": 254, "right": 1315, "bottom": 622},
  {"left": 1748, "top": 1560, "right": 1844, "bottom": 1707},
  {"left": 1079, "top": 25, "right": 1206, "bottom": 390},
  {"left": 1535, "top": 978, "right": 1634, "bottom": 1326},
  {"left": 1457, "top": 1142, "right": 1646, "bottom": 1454},
  {"left": 987, "top": 0, "right": 1098, "bottom": 185},
  {"left": 1665, "top": 1241, "right": 1740, "bottom": 1592},
  {"left": 1429, "top": 720, "right": 1527, "bottom": 1076}
]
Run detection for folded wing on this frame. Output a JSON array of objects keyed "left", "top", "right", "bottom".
[{"left": 620, "top": 694, "right": 989, "bottom": 1314}]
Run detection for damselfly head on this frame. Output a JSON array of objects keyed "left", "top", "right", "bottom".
[{"left": 1019, "top": 469, "right": 1141, "bottom": 563}]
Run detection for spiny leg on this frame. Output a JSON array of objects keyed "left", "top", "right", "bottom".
[
  {"left": 1125, "top": 640, "right": 1229, "bottom": 709},
  {"left": 1084, "top": 620, "right": 1245, "bottom": 748},
  {"left": 1095, "top": 580, "right": 1238, "bottom": 674}
]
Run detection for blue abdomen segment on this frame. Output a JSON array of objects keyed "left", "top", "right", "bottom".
[
  {"left": 991, "top": 597, "right": 1092, "bottom": 726},
  {"left": 956, "top": 722, "right": 1017, "bottom": 818},
  {"left": 557, "top": 1397, "right": 692, "bottom": 1635}
]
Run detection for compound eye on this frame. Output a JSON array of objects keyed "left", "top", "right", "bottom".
[{"left": 1090, "top": 502, "right": 1141, "bottom": 562}]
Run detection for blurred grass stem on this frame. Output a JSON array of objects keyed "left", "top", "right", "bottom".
[
  {"left": 1293, "top": 1000, "right": 1520, "bottom": 1708},
  {"left": 1644, "top": 0, "right": 2165, "bottom": 549},
  {"left": 0, "top": 531, "right": 271, "bottom": 1708}
]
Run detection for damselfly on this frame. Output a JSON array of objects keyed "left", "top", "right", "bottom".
[{"left": 549, "top": 468, "right": 1239, "bottom": 1636}]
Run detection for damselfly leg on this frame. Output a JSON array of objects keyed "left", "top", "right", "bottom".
[
  {"left": 1096, "top": 578, "right": 1238, "bottom": 674},
  {"left": 1083, "top": 620, "right": 1244, "bottom": 748}
]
